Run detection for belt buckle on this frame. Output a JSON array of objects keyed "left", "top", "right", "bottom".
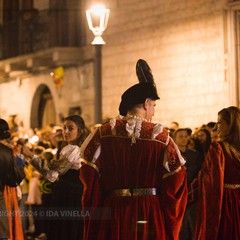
[{"left": 122, "top": 189, "right": 131, "bottom": 196}]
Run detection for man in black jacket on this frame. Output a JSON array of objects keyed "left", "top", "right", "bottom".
[{"left": 173, "top": 128, "right": 203, "bottom": 240}]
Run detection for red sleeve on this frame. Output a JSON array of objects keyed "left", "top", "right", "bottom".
[
  {"left": 194, "top": 142, "right": 225, "bottom": 240},
  {"left": 158, "top": 136, "right": 188, "bottom": 240},
  {"left": 80, "top": 163, "right": 102, "bottom": 240},
  {"left": 80, "top": 128, "right": 102, "bottom": 240},
  {"left": 161, "top": 167, "right": 188, "bottom": 240}
]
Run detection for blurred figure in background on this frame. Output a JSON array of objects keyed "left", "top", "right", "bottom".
[
  {"left": 210, "top": 128, "right": 220, "bottom": 142},
  {"left": 206, "top": 121, "right": 217, "bottom": 134},
  {"left": 38, "top": 149, "right": 54, "bottom": 239},
  {"left": 25, "top": 146, "right": 45, "bottom": 238},
  {"left": 173, "top": 128, "right": 203, "bottom": 240},
  {"left": 170, "top": 121, "right": 179, "bottom": 131},
  {"left": 195, "top": 128, "right": 211, "bottom": 158},
  {"left": 187, "top": 136, "right": 198, "bottom": 151},
  {"left": 168, "top": 121, "right": 180, "bottom": 138}
]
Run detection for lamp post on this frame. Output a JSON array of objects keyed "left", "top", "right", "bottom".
[{"left": 86, "top": 4, "right": 110, "bottom": 124}]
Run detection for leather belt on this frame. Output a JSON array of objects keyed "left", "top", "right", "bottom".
[{"left": 109, "top": 188, "right": 157, "bottom": 197}]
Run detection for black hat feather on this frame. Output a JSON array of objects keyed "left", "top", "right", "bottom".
[
  {"left": 136, "top": 59, "right": 156, "bottom": 87},
  {"left": 119, "top": 59, "right": 160, "bottom": 116}
]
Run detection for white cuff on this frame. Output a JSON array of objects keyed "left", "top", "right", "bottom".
[{"left": 46, "top": 170, "right": 59, "bottom": 182}]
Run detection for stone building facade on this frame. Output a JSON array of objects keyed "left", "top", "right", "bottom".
[{"left": 0, "top": 0, "right": 240, "bottom": 130}]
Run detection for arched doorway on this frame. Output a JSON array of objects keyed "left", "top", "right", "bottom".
[{"left": 30, "top": 84, "right": 56, "bottom": 129}]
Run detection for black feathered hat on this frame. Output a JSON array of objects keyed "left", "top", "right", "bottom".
[
  {"left": 0, "top": 119, "right": 11, "bottom": 140},
  {"left": 119, "top": 59, "right": 160, "bottom": 116}
]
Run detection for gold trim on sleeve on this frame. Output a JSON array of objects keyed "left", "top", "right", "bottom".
[
  {"left": 162, "top": 166, "right": 182, "bottom": 179},
  {"left": 81, "top": 159, "right": 100, "bottom": 173}
]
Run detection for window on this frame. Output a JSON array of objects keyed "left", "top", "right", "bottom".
[
  {"left": 228, "top": 1, "right": 240, "bottom": 106},
  {"left": 0, "top": 0, "right": 3, "bottom": 25}
]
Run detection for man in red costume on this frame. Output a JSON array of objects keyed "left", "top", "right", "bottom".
[{"left": 80, "top": 59, "right": 187, "bottom": 240}]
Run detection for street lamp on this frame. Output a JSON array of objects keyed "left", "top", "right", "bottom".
[{"left": 86, "top": 4, "right": 110, "bottom": 124}]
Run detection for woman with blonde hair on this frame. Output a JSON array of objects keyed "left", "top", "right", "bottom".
[{"left": 194, "top": 106, "right": 240, "bottom": 240}]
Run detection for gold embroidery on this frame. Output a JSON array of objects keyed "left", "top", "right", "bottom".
[
  {"left": 124, "top": 114, "right": 149, "bottom": 122},
  {"left": 224, "top": 183, "right": 240, "bottom": 189},
  {"left": 109, "top": 188, "right": 157, "bottom": 197},
  {"left": 112, "top": 189, "right": 131, "bottom": 197},
  {"left": 81, "top": 159, "right": 100, "bottom": 173},
  {"left": 222, "top": 142, "right": 240, "bottom": 163},
  {"left": 162, "top": 166, "right": 182, "bottom": 179}
]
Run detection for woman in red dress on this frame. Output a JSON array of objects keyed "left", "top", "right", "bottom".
[{"left": 194, "top": 106, "right": 240, "bottom": 240}]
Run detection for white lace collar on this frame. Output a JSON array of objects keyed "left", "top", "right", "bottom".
[
  {"left": 110, "top": 115, "right": 148, "bottom": 144},
  {"left": 109, "top": 115, "right": 165, "bottom": 144}
]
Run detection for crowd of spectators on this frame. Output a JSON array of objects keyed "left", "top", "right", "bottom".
[{"left": 1, "top": 115, "right": 219, "bottom": 240}]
